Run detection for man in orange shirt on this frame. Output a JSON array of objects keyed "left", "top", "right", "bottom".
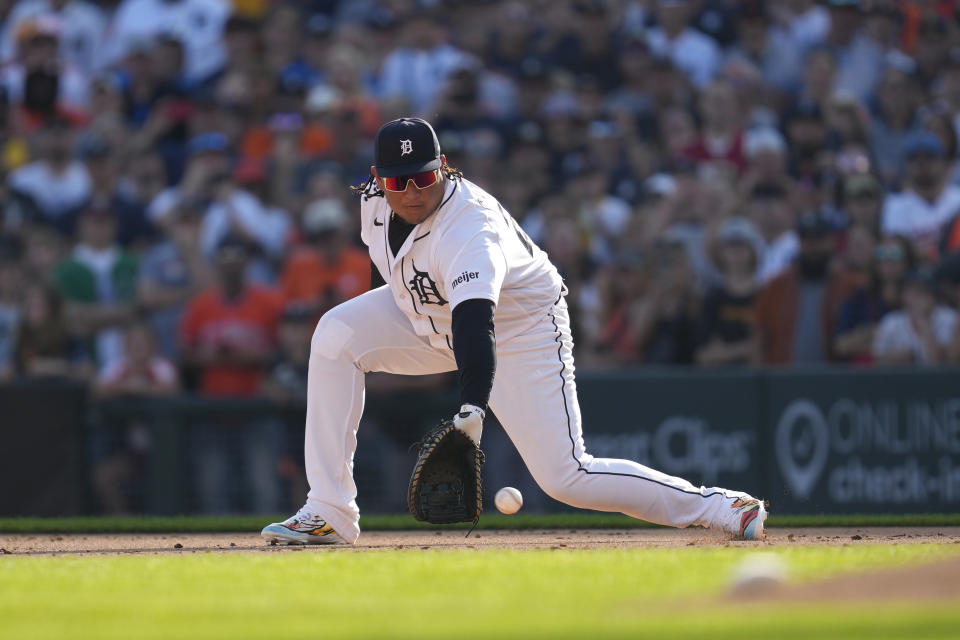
[
  {"left": 280, "top": 198, "right": 370, "bottom": 317},
  {"left": 179, "top": 235, "right": 283, "bottom": 513},
  {"left": 180, "top": 236, "right": 283, "bottom": 396}
]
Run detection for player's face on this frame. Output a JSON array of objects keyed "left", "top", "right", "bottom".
[{"left": 373, "top": 158, "right": 447, "bottom": 225}]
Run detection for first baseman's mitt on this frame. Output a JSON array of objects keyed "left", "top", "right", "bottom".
[{"left": 408, "top": 419, "right": 484, "bottom": 525}]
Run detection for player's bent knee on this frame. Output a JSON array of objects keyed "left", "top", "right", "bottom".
[
  {"left": 532, "top": 470, "right": 588, "bottom": 507},
  {"left": 311, "top": 313, "right": 355, "bottom": 360}
]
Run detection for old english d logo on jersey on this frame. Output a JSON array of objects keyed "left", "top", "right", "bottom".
[
  {"left": 400, "top": 139, "right": 413, "bottom": 156},
  {"left": 408, "top": 263, "right": 447, "bottom": 306}
]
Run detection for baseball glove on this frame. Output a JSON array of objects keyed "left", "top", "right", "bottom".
[{"left": 408, "top": 419, "right": 484, "bottom": 525}]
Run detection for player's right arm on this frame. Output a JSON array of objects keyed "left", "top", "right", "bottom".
[{"left": 435, "top": 213, "right": 508, "bottom": 444}]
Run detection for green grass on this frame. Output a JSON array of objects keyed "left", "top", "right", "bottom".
[
  {"left": 3, "top": 512, "right": 960, "bottom": 534},
  {"left": 1, "top": 544, "right": 959, "bottom": 639}
]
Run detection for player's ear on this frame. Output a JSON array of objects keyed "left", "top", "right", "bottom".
[
  {"left": 370, "top": 165, "right": 378, "bottom": 178},
  {"left": 439, "top": 155, "right": 446, "bottom": 167}
]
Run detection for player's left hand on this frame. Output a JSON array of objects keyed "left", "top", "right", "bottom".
[{"left": 453, "top": 404, "right": 484, "bottom": 445}]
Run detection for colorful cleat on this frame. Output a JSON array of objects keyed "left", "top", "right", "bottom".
[
  {"left": 717, "top": 494, "right": 768, "bottom": 540},
  {"left": 260, "top": 509, "right": 347, "bottom": 545}
]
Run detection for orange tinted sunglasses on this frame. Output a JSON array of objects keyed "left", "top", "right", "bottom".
[{"left": 381, "top": 169, "right": 441, "bottom": 192}]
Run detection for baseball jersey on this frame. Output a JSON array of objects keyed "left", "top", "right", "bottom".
[{"left": 358, "top": 177, "right": 563, "bottom": 350}]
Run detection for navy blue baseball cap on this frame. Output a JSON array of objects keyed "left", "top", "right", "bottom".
[
  {"left": 903, "top": 131, "right": 945, "bottom": 158},
  {"left": 374, "top": 117, "right": 441, "bottom": 177}
]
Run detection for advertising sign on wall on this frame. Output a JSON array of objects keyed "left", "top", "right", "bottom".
[
  {"left": 767, "top": 370, "right": 960, "bottom": 513},
  {"left": 579, "top": 371, "right": 764, "bottom": 493}
]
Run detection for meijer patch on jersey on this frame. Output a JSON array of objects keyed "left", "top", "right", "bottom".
[{"left": 451, "top": 271, "right": 480, "bottom": 289}]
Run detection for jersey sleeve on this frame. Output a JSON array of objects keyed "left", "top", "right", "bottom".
[{"left": 437, "top": 225, "right": 507, "bottom": 310}]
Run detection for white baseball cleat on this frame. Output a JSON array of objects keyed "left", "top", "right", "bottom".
[
  {"left": 260, "top": 508, "right": 347, "bottom": 545},
  {"left": 715, "top": 493, "right": 768, "bottom": 540}
]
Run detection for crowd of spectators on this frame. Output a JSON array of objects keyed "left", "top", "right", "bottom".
[{"left": 1, "top": 0, "right": 960, "bottom": 512}]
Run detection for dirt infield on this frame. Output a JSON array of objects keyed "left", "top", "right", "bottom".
[
  {"left": 6, "top": 528, "right": 960, "bottom": 609},
  {"left": 2, "top": 526, "right": 959, "bottom": 556}
]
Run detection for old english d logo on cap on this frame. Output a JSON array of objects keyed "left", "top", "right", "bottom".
[{"left": 375, "top": 118, "right": 441, "bottom": 177}]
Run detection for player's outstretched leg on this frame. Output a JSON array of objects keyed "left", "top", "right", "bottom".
[
  {"left": 490, "top": 299, "right": 767, "bottom": 539},
  {"left": 261, "top": 286, "right": 456, "bottom": 545}
]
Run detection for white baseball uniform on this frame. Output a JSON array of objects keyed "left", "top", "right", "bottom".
[{"left": 302, "top": 176, "right": 745, "bottom": 543}]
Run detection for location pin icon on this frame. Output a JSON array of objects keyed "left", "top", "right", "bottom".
[{"left": 775, "top": 399, "right": 829, "bottom": 500}]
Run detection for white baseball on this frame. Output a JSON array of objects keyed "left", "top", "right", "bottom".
[{"left": 494, "top": 487, "right": 523, "bottom": 514}]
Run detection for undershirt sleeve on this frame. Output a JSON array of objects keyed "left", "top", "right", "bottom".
[{"left": 451, "top": 298, "right": 497, "bottom": 409}]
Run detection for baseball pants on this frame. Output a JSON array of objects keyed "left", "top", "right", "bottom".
[{"left": 303, "top": 286, "right": 738, "bottom": 543}]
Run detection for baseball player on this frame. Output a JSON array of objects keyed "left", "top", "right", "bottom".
[{"left": 261, "top": 118, "right": 767, "bottom": 545}]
